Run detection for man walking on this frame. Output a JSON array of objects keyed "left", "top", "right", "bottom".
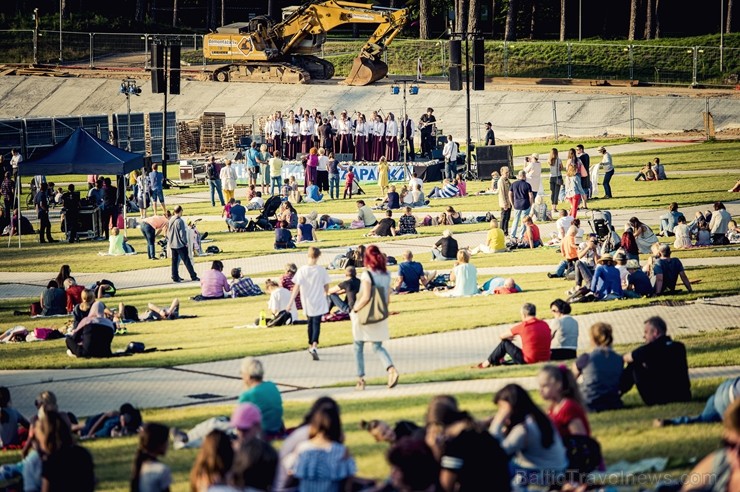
[
  {"left": 442, "top": 135, "right": 458, "bottom": 181},
  {"left": 167, "top": 205, "right": 199, "bottom": 283},
  {"left": 576, "top": 144, "right": 591, "bottom": 200},
  {"left": 288, "top": 246, "right": 331, "bottom": 361},
  {"left": 597, "top": 146, "right": 614, "bottom": 199},
  {"left": 508, "top": 170, "right": 533, "bottom": 242},
  {"left": 206, "top": 156, "right": 225, "bottom": 207},
  {"left": 35, "top": 182, "right": 56, "bottom": 243},
  {"left": 484, "top": 122, "right": 496, "bottom": 145},
  {"left": 497, "top": 166, "right": 512, "bottom": 236},
  {"left": 148, "top": 163, "right": 167, "bottom": 216}
]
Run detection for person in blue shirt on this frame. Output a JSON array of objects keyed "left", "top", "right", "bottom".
[
  {"left": 394, "top": 250, "right": 430, "bottom": 293},
  {"left": 147, "top": 163, "right": 167, "bottom": 216},
  {"left": 305, "top": 180, "right": 323, "bottom": 202},
  {"left": 246, "top": 142, "right": 260, "bottom": 187},
  {"left": 228, "top": 200, "right": 248, "bottom": 231},
  {"left": 624, "top": 259, "right": 654, "bottom": 298},
  {"left": 274, "top": 220, "right": 295, "bottom": 249},
  {"left": 590, "top": 253, "right": 623, "bottom": 300}
]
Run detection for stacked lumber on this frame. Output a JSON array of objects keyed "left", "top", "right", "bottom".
[
  {"left": 144, "top": 114, "right": 153, "bottom": 155},
  {"left": 221, "top": 123, "right": 252, "bottom": 151},
  {"left": 178, "top": 121, "right": 198, "bottom": 155},
  {"left": 199, "top": 112, "right": 226, "bottom": 153}
]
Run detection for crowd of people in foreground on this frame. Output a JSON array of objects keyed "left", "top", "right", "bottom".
[{"left": 2, "top": 350, "right": 738, "bottom": 492}]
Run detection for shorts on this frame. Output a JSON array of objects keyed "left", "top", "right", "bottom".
[
  {"left": 248, "top": 166, "right": 260, "bottom": 178},
  {"left": 151, "top": 188, "right": 165, "bottom": 203}
]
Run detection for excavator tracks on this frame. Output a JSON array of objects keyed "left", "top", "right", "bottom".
[{"left": 212, "top": 62, "right": 312, "bottom": 84}]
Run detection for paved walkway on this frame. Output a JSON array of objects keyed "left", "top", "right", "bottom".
[{"left": 4, "top": 296, "right": 740, "bottom": 418}]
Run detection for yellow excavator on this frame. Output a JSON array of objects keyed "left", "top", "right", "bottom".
[{"left": 202, "top": 0, "right": 408, "bottom": 86}]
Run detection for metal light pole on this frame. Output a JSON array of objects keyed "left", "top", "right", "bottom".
[
  {"left": 32, "top": 8, "right": 39, "bottom": 65},
  {"left": 59, "top": 0, "right": 63, "bottom": 62},
  {"left": 720, "top": 0, "right": 724, "bottom": 73},
  {"left": 578, "top": 0, "right": 582, "bottom": 41},
  {"left": 120, "top": 78, "right": 141, "bottom": 152},
  {"left": 391, "top": 79, "right": 419, "bottom": 178}
]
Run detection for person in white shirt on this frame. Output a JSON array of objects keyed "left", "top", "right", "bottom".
[
  {"left": 287, "top": 247, "right": 331, "bottom": 360},
  {"left": 555, "top": 209, "right": 574, "bottom": 241},
  {"left": 219, "top": 159, "right": 238, "bottom": 203},
  {"left": 317, "top": 148, "right": 330, "bottom": 193},
  {"left": 408, "top": 172, "right": 424, "bottom": 195},
  {"left": 372, "top": 114, "right": 385, "bottom": 161},
  {"left": 299, "top": 112, "right": 314, "bottom": 154},
  {"left": 354, "top": 114, "right": 368, "bottom": 161},
  {"left": 246, "top": 192, "right": 265, "bottom": 210},
  {"left": 265, "top": 279, "right": 299, "bottom": 323},
  {"left": 286, "top": 111, "right": 300, "bottom": 159},
  {"left": 523, "top": 153, "right": 542, "bottom": 200},
  {"left": 384, "top": 113, "right": 399, "bottom": 162},
  {"left": 268, "top": 151, "right": 284, "bottom": 196},
  {"left": 442, "top": 135, "right": 458, "bottom": 180},
  {"left": 337, "top": 112, "right": 352, "bottom": 155}
]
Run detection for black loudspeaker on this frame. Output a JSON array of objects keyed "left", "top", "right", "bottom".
[
  {"left": 473, "top": 65, "right": 485, "bottom": 91},
  {"left": 476, "top": 145, "right": 513, "bottom": 162},
  {"left": 477, "top": 161, "right": 510, "bottom": 179},
  {"left": 169, "top": 45, "right": 181, "bottom": 95},
  {"left": 436, "top": 135, "right": 447, "bottom": 148},
  {"left": 449, "top": 39, "right": 462, "bottom": 65},
  {"left": 449, "top": 65, "right": 463, "bottom": 91},
  {"left": 473, "top": 38, "right": 484, "bottom": 65},
  {"left": 151, "top": 45, "right": 165, "bottom": 94}
]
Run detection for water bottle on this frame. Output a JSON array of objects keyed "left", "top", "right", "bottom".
[{"left": 259, "top": 310, "right": 267, "bottom": 327}]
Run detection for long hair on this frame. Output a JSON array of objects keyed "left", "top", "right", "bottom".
[
  {"left": 131, "top": 423, "right": 169, "bottom": 492},
  {"left": 230, "top": 438, "right": 279, "bottom": 491},
  {"left": 363, "top": 245, "right": 387, "bottom": 273},
  {"left": 308, "top": 404, "right": 343, "bottom": 443},
  {"left": 494, "top": 384, "right": 556, "bottom": 449},
  {"left": 36, "top": 408, "right": 73, "bottom": 455},
  {"left": 190, "top": 430, "right": 234, "bottom": 492},
  {"left": 621, "top": 230, "right": 638, "bottom": 255},
  {"left": 540, "top": 365, "right": 585, "bottom": 406}
]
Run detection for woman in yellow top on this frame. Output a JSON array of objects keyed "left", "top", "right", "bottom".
[
  {"left": 470, "top": 218, "right": 507, "bottom": 254},
  {"left": 377, "top": 156, "right": 389, "bottom": 194}
]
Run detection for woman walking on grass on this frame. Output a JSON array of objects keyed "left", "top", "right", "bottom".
[{"left": 350, "top": 245, "right": 399, "bottom": 391}]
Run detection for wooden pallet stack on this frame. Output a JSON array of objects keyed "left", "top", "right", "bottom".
[
  {"left": 144, "top": 115, "right": 153, "bottom": 155},
  {"left": 221, "top": 123, "right": 252, "bottom": 151},
  {"left": 199, "top": 112, "right": 226, "bottom": 153},
  {"left": 177, "top": 121, "right": 199, "bottom": 155}
]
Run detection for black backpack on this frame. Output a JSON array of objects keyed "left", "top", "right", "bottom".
[{"left": 564, "top": 435, "right": 603, "bottom": 477}]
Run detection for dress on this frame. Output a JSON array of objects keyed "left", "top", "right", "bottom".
[
  {"left": 635, "top": 224, "right": 659, "bottom": 254},
  {"left": 378, "top": 160, "right": 389, "bottom": 191},
  {"left": 673, "top": 223, "right": 692, "bottom": 249}
]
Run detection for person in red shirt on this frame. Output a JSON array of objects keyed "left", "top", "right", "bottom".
[
  {"left": 518, "top": 216, "right": 542, "bottom": 249},
  {"left": 343, "top": 167, "right": 355, "bottom": 199},
  {"left": 538, "top": 365, "right": 591, "bottom": 438},
  {"left": 64, "top": 277, "right": 85, "bottom": 313},
  {"left": 474, "top": 303, "right": 551, "bottom": 368}
]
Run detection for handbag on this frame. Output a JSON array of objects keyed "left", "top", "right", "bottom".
[
  {"left": 357, "top": 272, "right": 389, "bottom": 325},
  {"left": 556, "top": 175, "right": 564, "bottom": 186}
]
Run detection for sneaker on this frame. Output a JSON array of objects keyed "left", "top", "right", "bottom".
[
  {"left": 355, "top": 379, "right": 366, "bottom": 391},
  {"left": 171, "top": 427, "right": 189, "bottom": 449},
  {"left": 387, "top": 367, "right": 399, "bottom": 388},
  {"left": 547, "top": 273, "right": 556, "bottom": 278},
  {"left": 309, "top": 348, "right": 319, "bottom": 361},
  {"left": 66, "top": 349, "right": 75, "bottom": 358}
]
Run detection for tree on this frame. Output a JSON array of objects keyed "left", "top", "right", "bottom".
[
  {"left": 559, "top": 0, "right": 565, "bottom": 41},
  {"left": 727, "top": 0, "right": 733, "bottom": 33},
  {"left": 419, "top": 0, "right": 431, "bottom": 39},
  {"left": 456, "top": 0, "right": 469, "bottom": 33},
  {"left": 644, "top": 0, "right": 653, "bottom": 39},
  {"left": 628, "top": 0, "right": 638, "bottom": 40},
  {"left": 529, "top": 0, "right": 536, "bottom": 40},
  {"left": 655, "top": 0, "right": 661, "bottom": 38},
  {"left": 172, "top": 0, "right": 177, "bottom": 27},
  {"left": 505, "top": 0, "right": 518, "bottom": 41},
  {"left": 468, "top": 0, "right": 480, "bottom": 33},
  {"left": 135, "top": 0, "right": 144, "bottom": 22}
]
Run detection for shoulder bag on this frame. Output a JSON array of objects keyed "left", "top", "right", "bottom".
[{"left": 357, "top": 272, "right": 389, "bottom": 325}]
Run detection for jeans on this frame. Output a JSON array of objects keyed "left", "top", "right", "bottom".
[
  {"left": 209, "top": 179, "right": 225, "bottom": 206},
  {"left": 487, "top": 339, "right": 525, "bottom": 365},
  {"left": 550, "top": 177, "right": 561, "bottom": 206},
  {"left": 354, "top": 340, "right": 394, "bottom": 378},
  {"left": 307, "top": 315, "right": 321, "bottom": 345},
  {"left": 271, "top": 176, "right": 282, "bottom": 196},
  {"left": 500, "top": 207, "right": 511, "bottom": 236},
  {"left": 445, "top": 159, "right": 456, "bottom": 180},
  {"left": 666, "top": 394, "right": 722, "bottom": 425},
  {"left": 171, "top": 246, "right": 198, "bottom": 281},
  {"left": 552, "top": 259, "right": 574, "bottom": 278},
  {"left": 431, "top": 249, "right": 454, "bottom": 261},
  {"left": 329, "top": 174, "right": 340, "bottom": 199},
  {"left": 603, "top": 169, "right": 614, "bottom": 197},
  {"left": 38, "top": 210, "right": 53, "bottom": 241},
  {"left": 141, "top": 222, "right": 156, "bottom": 259},
  {"left": 510, "top": 207, "right": 531, "bottom": 240},
  {"left": 328, "top": 293, "right": 350, "bottom": 313}
]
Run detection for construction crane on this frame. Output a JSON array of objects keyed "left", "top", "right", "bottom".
[{"left": 202, "top": 0, "right": 408, "bottom": 86}]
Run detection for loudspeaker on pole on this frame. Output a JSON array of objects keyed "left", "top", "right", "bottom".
[
  {"left": 151, "top": 44, "right": 165, "bottom": 94},
  {"left": 169, "top": 45, "right": 181, "bottom": 95}
]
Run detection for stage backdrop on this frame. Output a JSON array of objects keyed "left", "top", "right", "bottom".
[{"left": 232, "top": 161, "right": 442, "bottom": 184}]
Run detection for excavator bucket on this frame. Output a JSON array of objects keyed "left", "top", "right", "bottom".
[{"left": 344, "top": 56, "right": 389, "bottom": 86}]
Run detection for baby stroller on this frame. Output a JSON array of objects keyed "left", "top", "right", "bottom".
[
  {"left": 588, "top": 209, "right": 620, "bottom": 254},
  {"left": 157, "top": 238, "right": 168, "bottom": 259},
  {"left": 247, "top": 195, "right": 282, "bottom": 232}
]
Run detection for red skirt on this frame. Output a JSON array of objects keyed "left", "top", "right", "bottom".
[
  {"left": 385, "top": 137, "right": 399, "bottom": 162},
  {"left": 354, "top": 136, "right": 366, "bottom": 161},
  {"left": 372, "top": 136, "right": 385, "bottom": 161},
  {"left": 300, "top": 135, "right": 312, "bottom": 154},
  {"left": 287, "top": 137, "right": 300, "bottom": 160},
  {"left": 338, "top": 134, "right": 351, "bottom": 154}
]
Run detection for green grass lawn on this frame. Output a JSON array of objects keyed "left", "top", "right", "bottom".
[
  {"left": 0, "top": 378, "right": 726, "bottom": 491},
  {"left": 2, "top": 264, "right": 738, "bottom": 370}
]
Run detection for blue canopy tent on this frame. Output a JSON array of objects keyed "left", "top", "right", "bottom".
[{"left": 11, "top": 128, "right": 144, "bottom": 247}]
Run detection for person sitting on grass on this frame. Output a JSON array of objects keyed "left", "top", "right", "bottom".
[
  {"left": 673, "top": 215, "right": 693, "bottom": 249},
  {"left": 410, "top": 184, "right": 426, "bottom": 207},
  {"left": 238, "top": 357, "right": 285, "bottom": 441},
  {"left": 548, "top": 225, "right": 579, "bottom": 278},
  {"left": 573, "top": 322, "right": 623, "bottom": 412},
  {"left": 198, "top": 260, "right": 230, "bottom": 300},
  {"left": 549, "top": 299, "right": 579, "bottom": 361},
  {"left": 274, "top": 220, "right": 296, "bottom": 250},
  {"left": 727, "top": 220, "right": 740, "bottom": 244},
  {"left": 623, "top": 259, "right": 654, "bottom": 298},
  {"left": 431, "top": 229, "right": 458, "bottom": 261},
  {"left": 367, "top": 210, "right": 396, "bottom": 237},
  {"left": 246, "top": 192, "right": 265, "bottom": 211},
  {"left": 455, "top": 173, "right": 467, "bottom": 196},
  {"left": 304, "top": 180, "right": 323, "bottom": 203},
  {"left": 515, "top": 215, "right": 542, "bottom": 249},
  {"left": 296, "top": 216, "right": 317, "bottom": 242},
  {"left": 620, "top": 316, "right": 691, "bottom": 406},
  {"left": 130, "top": 422, "right": 171, "bottom": 492},
  {"left": 74, "top": 402, "right": 142, "bottom": 439},
  {"left": 426, "top": 179, "right": 459, "bottom": 199},
  {"left": 0, "top": 387, "right": 29, "bottom": 450},
  {"left": 652, "top": 244, "right": 693, "bottom": 295},
  {"left": 326, "top": 266, "right": 361, "bottom": 314},
  {"left": 589, "top": 253, "right": 623, "bottom": 301},
  {"left": 222, "top": 197, "right": 235, "bottom": 231},
  {"left": 655, "top": 376, "right": 740, "bottom": 428},
  {"left": 398, "top": 207, "right": 417, "bottom": 235},
  {"left": 470, "top": 218, "right": 507, "bottom": 255},
  {"left": 634, "top": 161, "right": 657, "bottom": 181},
  {"left": 681, "top": 398, "right": 740, "bottom": 492},
  {"left": 538, "top": 365, "right": 591, "bottom": 440},
  {"left": 64, "top": 277, "right": 85, "bottom": 314},
  {"left": 658, "top": 202, "right": 685, "bottom": 237},
  {"left": 227, "top": 199, "right": 248, "bottom": 231},
  {"left": 435, "top": 250, "right": 478, "bottom": 298},
  {"left": 107, "top": 227, "right": 126, "bottom": 255},
  {"left": 264, "top": 279, "right": 299, "bottom": 325},
  {"left": 394, "top": 250, "right": 431, "bottom": 294},
  {"left": 382, "top": 185, "right": 401, "bottom": 210},
  {"left": 474, "top": 303, "right": 551, "bottom": 368},
  {"left": 229, "top": 268, "right": 263, "bottom": 298}
]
